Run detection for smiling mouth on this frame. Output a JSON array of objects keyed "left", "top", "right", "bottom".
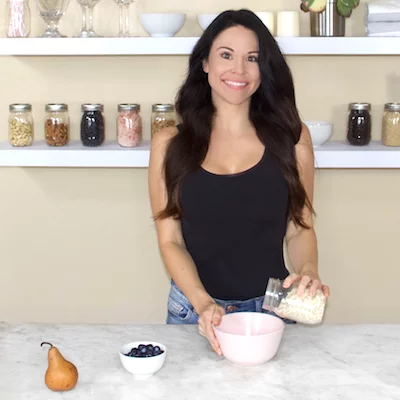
[{"left": 223, "top": 80, "right": 248, "bottom": 90}]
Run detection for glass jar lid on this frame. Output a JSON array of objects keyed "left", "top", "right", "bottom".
[
  {"left": 384, "top": 103, "right": 400, "bottom": 112},
  {"left": 82, "top": 103, "right": 104, "bottom": 112},
  {"left": 152, "top": 104, "right": 174, "bottom": 112},
  {"left": 46, "top": 103, "right": 68, "bottom": 112},
  {"left": 118, "top": 103, "right": 140, "bottom": 112},
  {"left": 348, "top": 103, "right": 371, "bottom": 111},
  {"left": 9, "top": 103, "right": 31, "bottom": 112}
]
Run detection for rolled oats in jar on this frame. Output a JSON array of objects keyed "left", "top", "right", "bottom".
[
  {"left": 382, "top": 103, "right": 400, "bottom": 147},
  {"left": 262, "top": 277, "right": 327, "bottom": 324},
  {"left": 9, "top": 103, "right": 34, "bottom": 147},
  {"left": 45, "top": 103, "right": 69, "bottom": 147},
  {"left": 117, "top": 104, "right": 142, "bottom": 147},
  {"left": 151, "top": 104, "right": 176, "bottom": 138}
]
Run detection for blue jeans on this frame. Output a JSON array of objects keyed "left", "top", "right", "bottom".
[{"left": 166, "top": 280, "right": 295, "bottom": 324}]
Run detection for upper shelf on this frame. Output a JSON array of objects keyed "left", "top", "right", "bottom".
[
  {"left": 1, "top": 37, "right": 400, "bottom": 56},
  {"left": 0, "top": 140, "right": 399, "bottom": 168}
]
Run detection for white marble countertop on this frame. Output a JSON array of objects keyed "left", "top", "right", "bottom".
[{"left": 1, "top": 323, "right": 399, "bottom": 400}]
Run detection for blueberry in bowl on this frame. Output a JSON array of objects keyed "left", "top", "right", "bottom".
[{"left": 119, "top": 341, "right": 167, "bottom": 379}]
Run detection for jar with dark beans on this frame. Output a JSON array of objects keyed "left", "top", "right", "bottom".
[
  {"left": 347, "top": 103, "right": 371, "bottom": 146},
  {"left": 80, "top": 103, "right": 105, "bottom": 147}
]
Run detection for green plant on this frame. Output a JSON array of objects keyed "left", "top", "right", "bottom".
[{"left": 300, "top": 0, "right": 360, "bottom": 17}]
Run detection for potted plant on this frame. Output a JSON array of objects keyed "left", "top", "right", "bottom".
[{"left": 300, "top": 0, "right": 360, "bottom": 37}]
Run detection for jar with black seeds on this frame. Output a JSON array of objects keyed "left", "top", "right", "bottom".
[
  {"left": 347, "top": 103, "right": 371, "bottom": 146},
  {"left": 80, "top": 103, "right": 105, "bottom": 147}
]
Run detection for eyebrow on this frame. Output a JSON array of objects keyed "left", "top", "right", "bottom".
[{"left": 216, "top": 46, "right": 259, "bottom": 54}]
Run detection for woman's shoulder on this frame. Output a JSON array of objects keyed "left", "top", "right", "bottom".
[{"left": 150, "top": 125, "right": 179, "bottom": 154}]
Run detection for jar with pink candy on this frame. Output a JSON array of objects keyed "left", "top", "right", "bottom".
[{"left": 117, "top": 104, "right": 142, "bottom": 147}]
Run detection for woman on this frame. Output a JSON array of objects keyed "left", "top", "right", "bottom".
[{"left": 148, "top": 9, "right": 330, "bottom": 356}]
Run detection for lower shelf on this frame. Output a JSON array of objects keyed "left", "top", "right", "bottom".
[{"left": 0, "top": 140, "right": 399, "bottom": 168}]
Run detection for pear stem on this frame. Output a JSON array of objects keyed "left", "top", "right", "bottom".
[{"left": 40, "top": 342, "right": 53, "bottom": 348}]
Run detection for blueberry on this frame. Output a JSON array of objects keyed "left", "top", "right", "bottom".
[
  {"left": 140, "top": 347, "right": 147, "bottom": 354},
  {"left": 153, "top": 346, "right": 160, "bottom": 353},
  {"left": 138, "top": 344, "right": 146, "bottom": 351},
  {"left": 146, "top": 344, "right": 154, "bottom": 351}
]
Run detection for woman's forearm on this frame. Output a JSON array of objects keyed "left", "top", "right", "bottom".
[{"left": 160, "top": 242, "right": 214, "bottom": 314}]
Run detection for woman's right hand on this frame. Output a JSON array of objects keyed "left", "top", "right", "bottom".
[{"left": 197, "top": 301, "right": 226, "bottom": 356}]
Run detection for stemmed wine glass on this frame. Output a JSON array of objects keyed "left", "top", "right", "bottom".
[
  {"left": 75, "top": 0, "right": 102, "bottom": 38},
  {"left": 35, "top": 0, "right": 70, "bottom": 37},
  {"left": 113, "top": 0, "right": 134, "bottom": 37}
]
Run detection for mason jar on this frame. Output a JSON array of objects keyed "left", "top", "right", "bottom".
[
  {"left": 80, "top": 103, "right": 105, "bottom": 147},
  {"left": 347, "top": 103, "right": 372, "bottom": 146},
  {"left": 117, "top": 104, "right": 142, "bottom": 147},
  {"left": 262, "top": 277, "right": 327, "bottom": 324},
  {"left": 9, "top": 103, "right": 34, "bottom": 147},
  {"left": 5, "top": 0, "right": 31, "bottom": 37},
  {"left": 151, "top": 104, "right": 176, "bottom": 138},
  {"left": 382, "top": 103, "right": 400, "bottom": 147},
  {"left": 45, "top": 103, "right": 69, "bottom": 147}
]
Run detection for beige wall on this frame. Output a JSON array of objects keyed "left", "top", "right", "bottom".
[{"left": 0, "top": 0, "right": 399, "bottom": 324}]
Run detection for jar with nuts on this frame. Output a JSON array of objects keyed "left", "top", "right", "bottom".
[
  {"left": 117, "top": 104, "right": 142, "bottom": 147},
  {"left": 151, "top": 104, "right": 176, "bottom": 138},
  {"left": 9, "top": 103, "right": 34, "bottom": 147},
  {"left": 382, "top": 103, "right": 400, "bottom": 147},
  {"left": 45, "top": 104, "right": 69, "bottom": 147}
]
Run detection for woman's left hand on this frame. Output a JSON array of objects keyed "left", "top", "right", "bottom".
[{"left": 283, "top": 271, "right": 330, "bottom": 298}]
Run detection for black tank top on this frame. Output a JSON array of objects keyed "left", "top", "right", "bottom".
[{"left": 180, "top": 146, "right": 290, "bottom": 301}]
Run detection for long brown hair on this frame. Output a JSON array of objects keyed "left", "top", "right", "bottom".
[{"left": 156, "top": 9, "right": 313, "bottom": 229}]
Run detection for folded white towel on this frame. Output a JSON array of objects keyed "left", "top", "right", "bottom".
[
  {"left": 367, "top": 31, "right": 400, "bottom": 35},
  {"left": 366, "top": 0, "right": 400, "bottom": 22},
  {"left": 366, "top": 21, "right": 400, "bottom": 33}
]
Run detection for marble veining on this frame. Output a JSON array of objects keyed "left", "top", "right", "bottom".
[{"left": 0, "top": 323, "right": 399, "bottom": 400}]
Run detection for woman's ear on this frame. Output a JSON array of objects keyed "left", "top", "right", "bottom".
[{"left": 202, "top": 59, "right": 209, "bottom": 73}]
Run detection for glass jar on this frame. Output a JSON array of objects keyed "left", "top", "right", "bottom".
[
  {"left": 80, "top": 104, "right": 105, "bottom": 147},
  {"left": 117, "top": 104, "right": 142, "bottom": 147},
  {"left": 382, "top": 103, "right": 400, "bottom": 147},
  {"left": 262, "top": 277, "right": 327, "bottom": 324},
  {"left": 151, "top": 104, "right": 176, "bottom": 138},
  {"left": 5, "top": 0, "right": 30, "bottom": 37},
  {"left": 45, "top": 103, "right": 69, "bottom": 147},
  {"left": 8, "top": 103, "right": 34, "bottom": 147},
  {"left": 347, "top": 102, "right": 372, "bottom": 146}
]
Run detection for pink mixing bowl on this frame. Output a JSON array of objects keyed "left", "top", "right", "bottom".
[{"left": 212, "top": 312, "right": 285, "bottom": 366}]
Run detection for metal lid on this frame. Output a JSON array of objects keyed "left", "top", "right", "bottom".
[
  {"left": 81, "top": 103, "right": 103, "bottom": 112},
  {"left": 9, "top": 103, "right": 31, "bottom": 112},
  {"left": 384, "top": 102, "right": 400, "bottom": 112},
  {"left": 46, "top": 103, "right": 68, "bottom": 112},
  {"left": 118, "top": 103, "right": 140, "bottom": 112},
  {"left": 348, "top": 103, "right": 371, "bottom": 111},
  {"left": 152, "top": 103, "right": 174, "bottom": 112}
]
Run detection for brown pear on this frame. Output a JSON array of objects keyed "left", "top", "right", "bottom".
[{"left": 41, "top": 342, "right": 78, "bottom": 391}]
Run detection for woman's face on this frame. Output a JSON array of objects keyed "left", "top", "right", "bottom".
[{"left": 203, "top": 25, "right": 261, "bottom": 107}]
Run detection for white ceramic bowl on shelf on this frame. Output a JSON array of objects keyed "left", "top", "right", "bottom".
[
  {"left": 139, "top": 13, "right": 186, "bottom": 37},
  {"left": 119, "top": 341, "right": 167, "bottom": 379},
  {"left": 197, "top": 14, "right": 219, "bottom": 30},
  {"left": 304, "top": 120, "right": 333, "bottom": 147}
]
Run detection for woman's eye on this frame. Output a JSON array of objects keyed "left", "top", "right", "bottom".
[
  {"left": 221, "top": 52, "right": 232, "bottom": 60},
  {"left": 248, "top": 55, "right": 259, "bottom": 62}
]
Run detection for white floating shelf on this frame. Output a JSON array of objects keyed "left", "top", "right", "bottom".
[
  {"left": 0, "top": 140, "right": 399, "bottom": 168},
  {"left": 1, "top": 37, "right": 400, "bottom": 56}
]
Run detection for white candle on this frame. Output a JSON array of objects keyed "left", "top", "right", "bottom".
[
  {"left": 255, "top": 12, "right": 275, "bottom": 36},
  {"left": 277, "top": 11, "right": 300, "bottom": 37}
]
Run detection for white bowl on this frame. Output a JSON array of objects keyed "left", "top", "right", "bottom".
[
  {"left": 304, "top": 120, "right": 333, "bottom": 147},
  {"left": 197, "top": 14, "right": 219, "bottom": 30},
  {"left": 119, "top": 341, "right": 167, "bottom": 379},
  {"left": 139, "top": 13, "right": 186, "bottom": 37}
]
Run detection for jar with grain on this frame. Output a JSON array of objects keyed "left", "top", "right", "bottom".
[
  {"left": 347, "top": 103, "right": 371, "bottom": 146},
  {"left": 262, "top": 277, "right": 327, "bottom": 324},
  {"left": 151, "top": 104, "right": 176, "bottom": 138},
  {"left": 117, "top": 104, "right": 142, "bottom": 147},
  {"left": 80, "top": 103, "right": 105, "bottom": 147},
  {"left": 382, "top": 103, "right": 400, "bottom": 147},
  {"left": 9, "top": 103, "right": 34, "bottom": 147},
  {"left": 45, "top": 103, "right": 69, "bottom": 147}
]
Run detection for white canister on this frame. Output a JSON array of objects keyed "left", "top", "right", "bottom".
[
  {"left": 277, "top": 11, "right": 300, "bottom": 37},
  {"left": 255, "top": 12, "right": 275, "bottom": 35}
]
